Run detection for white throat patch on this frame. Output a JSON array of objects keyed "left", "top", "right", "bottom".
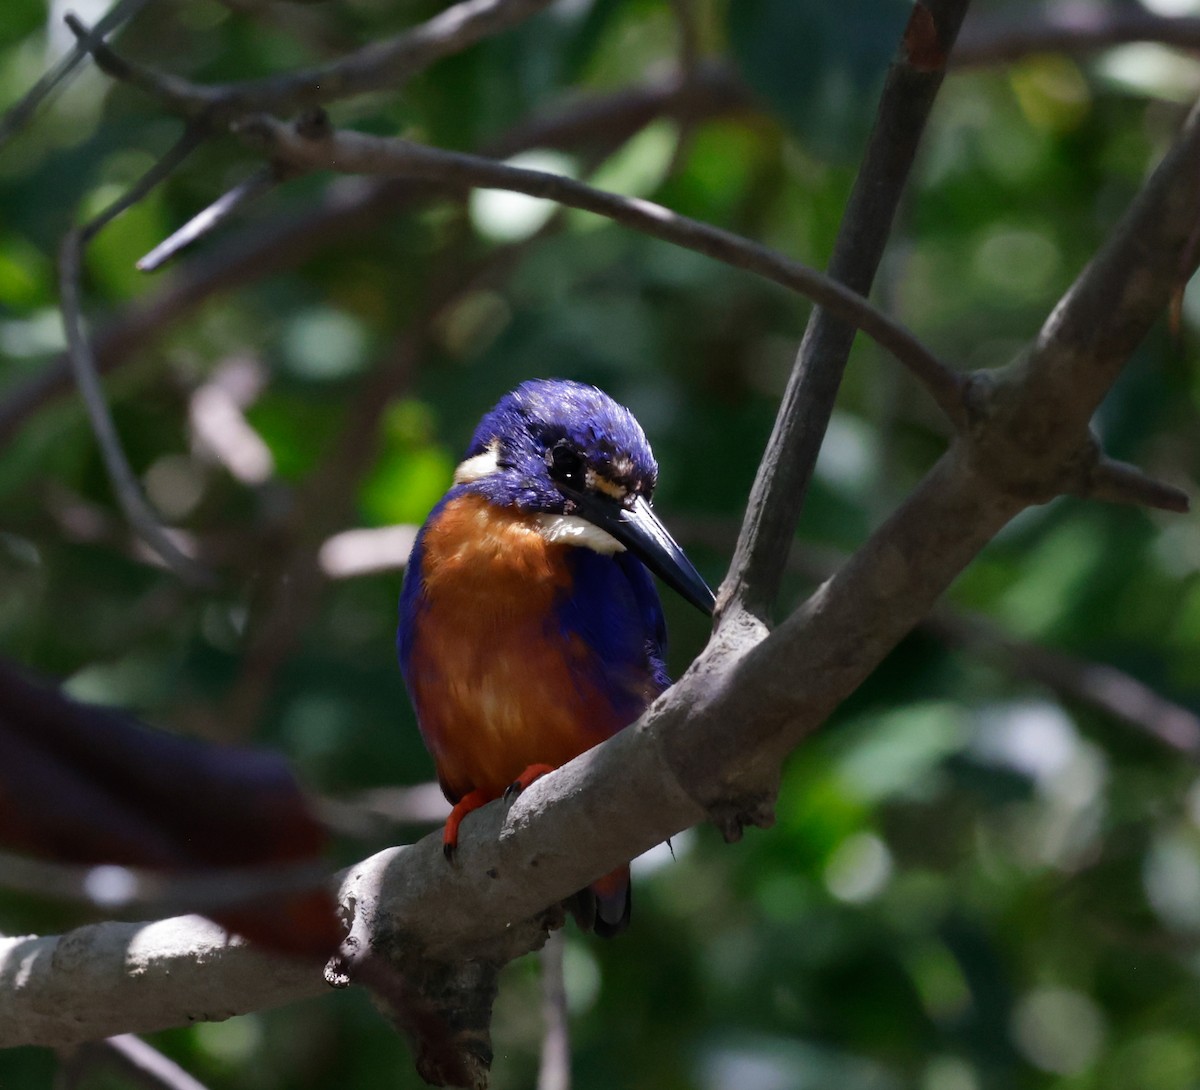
[
  {"left": 452, "top": 443, "right": 500, "bottom": 484},
  {"left": 534, "top": 514, "right": 625, "bottom": 554}
]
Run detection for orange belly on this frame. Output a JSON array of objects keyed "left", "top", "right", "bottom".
[{"left": 407, "top": 494, "right": 627, "bottom": 801}]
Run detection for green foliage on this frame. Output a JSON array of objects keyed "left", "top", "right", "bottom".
[{"left": 2, "top": 2, "right": 1200, "bottom": 1090}]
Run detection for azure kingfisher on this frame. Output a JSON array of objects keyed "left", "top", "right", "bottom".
[{"left": 397, "top": 379, "right": 713, "bottom": 936}]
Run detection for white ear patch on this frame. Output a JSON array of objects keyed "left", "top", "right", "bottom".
[
  {"left": 452, "top": 443, "right": 501, "bottom": 484},
  {"left": 535, "top": 514, "right": 625, "bottom": 554}
]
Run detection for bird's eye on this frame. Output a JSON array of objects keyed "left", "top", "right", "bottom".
[{"left": 547, "top": 440, "right": 586, "bottom": 490}]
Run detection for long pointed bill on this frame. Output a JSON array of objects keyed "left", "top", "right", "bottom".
[{"left": 570, "top": 491, "right": 715, "bottom": 615}]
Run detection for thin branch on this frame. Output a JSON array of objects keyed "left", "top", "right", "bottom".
[
  {"left": 0, "top": 0, "right": 151, "bottom": 150},
  {"left": 82, "top": 1036, "right": 213, "bottom": 1090},
  {"left": 955, "top": 7, "right": 1200, "bottom": 69},
  {"left": 233, "top": 114, "right": 968, "bottom": 426},
  {"left": 1080, "top": 456, "right": 1190, "bottom": 513},
  {"left": 67, "top": 20, "right": 961, "bottom": 413},
  {"left": 80, "top": 123, "right": 209, "bottom": 242},
  {"left": 926, "top": 609, "right": 1200, "bottom": 759},
  {"left": 57, "top": 128, "right": 216, "bottom": 586},
  {"left": 138, "top": 166, "right": 283, "bottom": 272},
  {"left": 0, "top": 63, "right": 747, "bottom": 445},
  {"left": 69, "top": 0, "right": 560, "bottom": 122},
  {"left": 663, "top": 0, "right": 703, "bottom": 178},
  {"left": 722, "top": 0, "right": 974, "bottom": 623},
  {"left": 537, "top": 930, "right": 571, "bottom": 1090}
]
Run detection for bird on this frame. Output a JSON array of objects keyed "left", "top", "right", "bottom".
[{"left": 396, "top": 378, "right": 713, "bottom": 937}]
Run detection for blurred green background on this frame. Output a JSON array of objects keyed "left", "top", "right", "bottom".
[{"left": 4, "top": 0, "right": 1200, "bottom": 1088}]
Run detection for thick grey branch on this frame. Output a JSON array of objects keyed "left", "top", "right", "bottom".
[{"left": 0, "top": 917, "right": 322, "bottom": 1047}]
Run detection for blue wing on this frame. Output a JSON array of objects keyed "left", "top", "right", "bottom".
[{"left": 557, "top": 547, "right": 670, "bottom": 726}]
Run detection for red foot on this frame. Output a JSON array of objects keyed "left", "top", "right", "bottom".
[
  {"left": 442, "top": 788, "right": 490, "bottom": 861},
  {"left": 504, "top": 763, "right": 556, "bottom": 801}
]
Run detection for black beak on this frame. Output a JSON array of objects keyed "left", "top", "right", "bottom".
[{"left": 569, "top": 491, "right": 715, "bottom": 616}]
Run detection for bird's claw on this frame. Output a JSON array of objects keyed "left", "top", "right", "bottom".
[{"left": 504, "top": 763, "right": 556, "bottom": 804}]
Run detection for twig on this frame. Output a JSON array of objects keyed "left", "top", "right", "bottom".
[
  {"left": 79, "top": 123, "right": 209, "bottom": 242},
  {"left": 537, "top": 930, "right": 571, "bottom": 1090},
  {"left": 68, "top": 0, "right": 560, "bottom": 122},
  {"left": 0, "top": 65, "right": 745, "bottom": 444},
  {"left": 955, "top": 8, "right": 1200, "bottom": 69},
  {"left": 1081, "top": 456, "right": 1190, "bottom": 513},
  {"left": 57, "top": 128, "right": 216, "bottom": 586},
  {"left": 722, "top": 0, "right": 974, "bottom": 622},
  {"left": 926, "top": 610, "right": 1200, "bottom": 759},
  {"left": 67, "top": 19, "right": 960, "bottom": 409},
  {"left": 138, "top": 167, "right": 283, "bottom": 271},
  {"left": 663, "top": 0, "right": 703, "bottom": 178},
  {"left": 0, "top": 63, "right": 746, "bottom": 445},
  {"left": 0, "top": 0, "right": 151, "bottom": 150},
  {"left": 233, "top": 115, "right": 967, "bottom": 425},
  {"left": 89, "top": 1036, "right": 212, "bottom": 1090}
]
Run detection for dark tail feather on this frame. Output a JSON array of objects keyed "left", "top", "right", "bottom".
[{"left": 590, "top": 865, "right": 631, "bottom": 939}]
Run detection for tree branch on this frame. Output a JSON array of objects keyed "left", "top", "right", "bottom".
[
  {"left": 58, "top": 126, "right": 216, "bottom": 586},
  {"left": 230, "top": 114, "right": 966, "bottom": 426},
  {"left": 722, "top": 0, "right": 973, "bottom": 623},
  {"left": 64, "top": 1034, "right": 215, "bottom": 1090},
  {"left": 536, "top": 930, "right": 571, "bottom": 1090},
  {"left": 925, "top": 609, "right": 1200, "bottom": 759},
  {"left": 955, "top": 7, "right": 1200, "bottom": 69},
  {"left": 0, "top": 917, "right": 323, "bottom": 1047},
  {"left": 137, "top": 167, "right": 283, "bottom": 273},
  {"left": 0, "top": 0, "right": 151, "bottom": 150},
  {"left": 8, "top": 11, "right": 1200, "bottom": 1084},
  {"left": 70, "top": 0, "right": 559, "bottom": 122},
  {"left": 0, "top": 63, "right": 746, "bottom": 446},
  {"left": 1078, "top": 455, "right": 1189, "bottom": 513}
]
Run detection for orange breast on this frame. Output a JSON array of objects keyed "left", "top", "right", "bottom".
[{"left": 408, "top": 494, "right": 626, "bottom": 802}]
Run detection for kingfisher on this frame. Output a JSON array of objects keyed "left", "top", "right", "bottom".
[{"left": 397, "top": 379, "right": 713, "bottom": 936}]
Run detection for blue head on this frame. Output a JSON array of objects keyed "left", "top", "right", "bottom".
[
  {"left": 453, "top": 379, "right": 714, "bottom": 615},
  {"left": 455, "top": 379, "right": 657, "bottom": 514}
]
